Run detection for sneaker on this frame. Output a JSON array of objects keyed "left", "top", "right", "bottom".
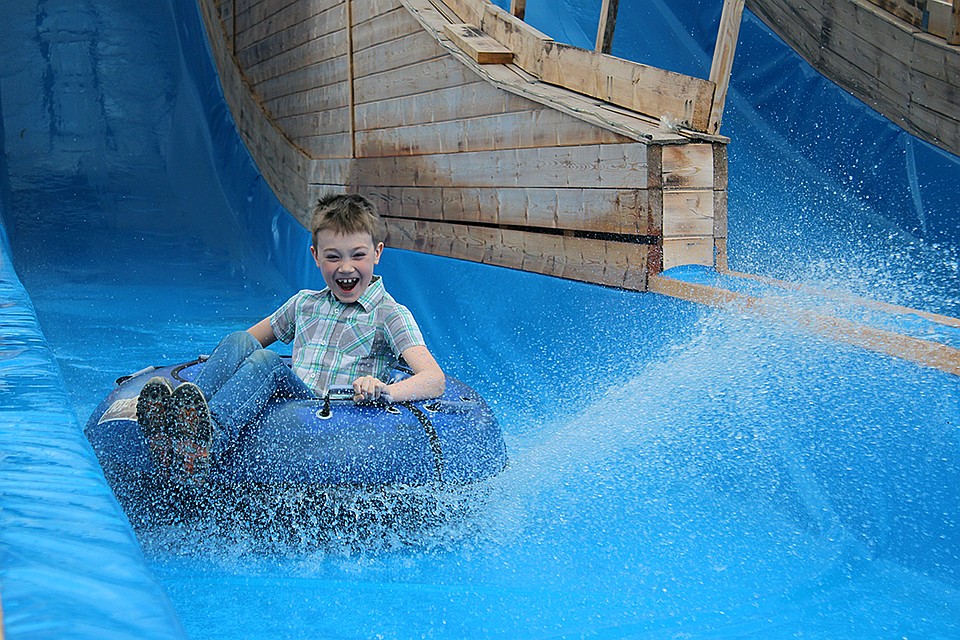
[
  {"left": 169, "top": 382, "right": 215, "bottom": 481},
  {"left": 136, "top": 376, "right": 174, "bottom": 472}
]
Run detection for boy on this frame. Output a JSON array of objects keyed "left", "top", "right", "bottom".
[{"left": 136, "top": 194, "right": 445, "bottom": 480}]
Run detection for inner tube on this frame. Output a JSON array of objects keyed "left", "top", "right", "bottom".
[{"left": 85, "top": 357, "right": 508, "bottom": 495}]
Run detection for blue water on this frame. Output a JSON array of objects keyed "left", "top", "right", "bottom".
[{"left": 2, "top": 0, "right": 960, "bottom": 638}]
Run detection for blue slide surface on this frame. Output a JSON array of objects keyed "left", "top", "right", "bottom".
[{"left": 1, "top": 0, "right": 959, "bottom": 638}]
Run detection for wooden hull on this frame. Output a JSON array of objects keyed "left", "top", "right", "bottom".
[
  {"left": 198, "top": 0, "right": 729, "bottom": 290},
  {"left": 748, "top": 0, "right": 960, "bottom": 158}
]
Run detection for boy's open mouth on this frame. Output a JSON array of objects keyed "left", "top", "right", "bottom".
[{"left": 336, "top": 277, "right": 360, "bottom": 292}]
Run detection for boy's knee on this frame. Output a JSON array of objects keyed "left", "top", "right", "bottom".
[
  {"left": 225, "top": 330, "right": 259, "bottom": 348},
  {"left": 218, "top": 330, "right": 262, "bottom": 357},
  {"left": 246, "top": 348, "right": 281, "bottom": 369}
]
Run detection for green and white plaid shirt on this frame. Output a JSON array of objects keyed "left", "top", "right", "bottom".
[{"left": 269, "top": 276, "right": 425, "bottom": 395}]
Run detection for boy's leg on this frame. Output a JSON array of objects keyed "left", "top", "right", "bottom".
[
  {"left": 192, "top": 330, "right": 262, "bottom": 400},
  {"left": 206, "top": 348, "right": 314, "bottom": 455}
]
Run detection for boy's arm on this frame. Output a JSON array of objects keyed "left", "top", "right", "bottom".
[
  {"left": 352, "top": 345, "right": 445, "bottom": 403},
  {"left": 247, "top": 317, "right": 278, "bottom": 347}
]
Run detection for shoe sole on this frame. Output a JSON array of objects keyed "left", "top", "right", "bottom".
[
  {"left": 137, "top": 377, "right": 174, "bottom": 472},
  {"left": 170, "top": 382, "right": 214, "bottom": 478},
  {"left": 136, "top": 377, "right": 173, "bottom": 439}
]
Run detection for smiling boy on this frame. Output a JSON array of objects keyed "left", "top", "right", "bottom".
[{"left": 137, "top": 194, "right": 445, "bottom": 480}]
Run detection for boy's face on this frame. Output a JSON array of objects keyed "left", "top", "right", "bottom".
[{"left": 310, "top": 230, "right": 384, "bottom": 303}]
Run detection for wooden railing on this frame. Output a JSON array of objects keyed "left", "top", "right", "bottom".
[
  {"left": 867, "top": 0, "right": 960, "bottom": 43},
  {"left": 440, "top": 0, "right": 745, "bottom": 136}
]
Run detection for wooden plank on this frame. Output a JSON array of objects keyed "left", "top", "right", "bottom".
[
  {"left": 307, "top": 157, "right": 355, "bottom": 190},
  {"left": 400, "top": 0, "right": 693, "bottom": 146},
  {"left": 239, "top": 20, "right": 347, "bottom": 85},
  {"left": 384, "top": 218, "right": 649, "bottom": 290},
  {"left": 713, "top": 143, "right": 729, "bottom": 270},
  {"left": 236, "top": 0, "right": 340, "bottom": 52},
  {"left": 662, "top": 191, "right": 714, "bottom": 237},
  {"left": 817, "top": 5, "right": 914, "bottom": 97},
  {"left": 353, "top": 6, "right": 422, "bottom": 52},
  {"left": 713, "top": 143, "right": 728, "bottom": 271},
  {"left": 926, "top": 0, "right": 954, "bottom": 38},
  {"left": 355, "top": 109, "right": 629, "bottom": 157},
  {"left": 443, "top": 23, "right": 514, "bottom": 64},
  {"left": 263, "top": 82, "right": 350, "bottom": 119},
  {"left": 952, "top": 0, "right": 960, "bottom": 44},
  {"left": 433, "top": 0, "right": 484, "bottom": 26},
  {"left": 275, "top": 107, "right": 352, "bottom": 139},
  {"left": 911, "top": 32, "right": 960, "bottom": 85},
  {"left": 708, "top": 0, "right": 745, "bottom": 134},
  {"left": 472, "top": 1, "right": 715, "bottom": 130},
  {"left": 481, "top": 64, "right": 690, "bottom": 144},
  {"left": 353, "top": 143, "right": 650, "bottom": 188},
  {"left": 359, "top": 185, "right": 656, "bottom": 233},
  {"left": 595, "top": 0, "right": 620, "bottom": 54},
  {"left": 352, "top": 0, "right": 405, "bottom": 25},
  {"left": 906, "top": 100, "right": 960, "bottom": 150},
  {"left": 353, "top": 79, "right": 527, "bottom": 130},
  {"left": 353, "top": 29, "right": 445, "bottom": 78},
  {"left": 254, "top": 55, "right": 349, "bottom": 103},
  {"left": 662, "top": 144, "right": 714, "bottom": 189},
  {"left": 353, "top": 55, "right": 481, "bottom": 104},
  {"left": 647, "top": 274, "right": 960, "bottom": 377},
  {"left": 662, "top": 237, "right": 714, "bottom": 270},
  {"left": 298, "top": 131, "right": 354, "bottom": 158},
  {"left": 479, "top": 3, "right": 553, "bottom": 73},
  {"left": 830, "top": 0, "right": 922, "bottom": 42},
  {"left": 746, "top": 0, "right": 824, "bottom": 53},
  {"left": 909, "top": 68, "right": 960, "bottom": 119},
  {"left": 862, "top": 0, "right": 926, "bottom": 26},
  {"left": 538, "top": 42, "right": 716, "bottom": 131}
]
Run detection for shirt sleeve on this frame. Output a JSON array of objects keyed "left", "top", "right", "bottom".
[
  {"left": 384, "top": 304, "right": 426, "bottom": 356},
  {"left": 269, "top": 292, "right": 301, "bottom": 344}
]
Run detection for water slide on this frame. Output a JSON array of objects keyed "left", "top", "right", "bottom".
[{"left": 1, "top": 0, "right": 959, "bottom": 637}]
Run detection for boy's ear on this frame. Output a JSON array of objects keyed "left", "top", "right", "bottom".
[
  {"left": 309, "top": 244, "right": 320, "bottom": 265},
  {"left": 373, "top": 241, "right": 384, "bottom": 263}
]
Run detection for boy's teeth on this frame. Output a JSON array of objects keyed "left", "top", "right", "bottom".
[{"left": 337, "top": 277, "right": 360, "bottom": 290}]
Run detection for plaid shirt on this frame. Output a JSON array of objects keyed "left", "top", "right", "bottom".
[{"left": 269, "top": 276, "right": 425, "bottom": 395}]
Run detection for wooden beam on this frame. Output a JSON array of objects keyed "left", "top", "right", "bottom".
[
  {"left": 443, "top": 23, "right": 514, "bottom": 63},
  {"left": 510, "top": 0, "right": 526, "bottom": 20},
  {"left": 708, "top": 0, "right": 745, "bottom": 134},
  {"left": 595, "top": 0, "right": 620, "bottom": 54},
  {"left": 647, "top": 274, "right": 960, "bottom": 377},
  {"left": 346, "top": 0, "right": 357, "bottom": 158},
  {"left": 951, "top": 0, "right": 960, "bottom": 44},
  {"left": 385, "top": 218, "right": 650, "bottom": 290}
]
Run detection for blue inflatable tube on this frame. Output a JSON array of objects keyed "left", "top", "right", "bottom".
[{"left": 85, "top": 358, "right": 507, "bottom": 506}]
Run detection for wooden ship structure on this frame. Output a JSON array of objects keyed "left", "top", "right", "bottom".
[
  {"left": 198, "top": 0, "right": 960, "bottom": 374},
  {"left": 200, "top": 0, "right": 747, "bottom": 291},
  {"left": 748, "top": 0, "right": 960, "bottom": 158}
]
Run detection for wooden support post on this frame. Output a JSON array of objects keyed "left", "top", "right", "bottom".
[
  {"left": 347, "top": 0, "right": 357, "bottom": 160},
  {"left": 707, "top": 0, "right": 745, "bottom": 135},
  {"left": 510, "top": 0, "right": 527, "bottom": 21},
  {"left": 595, "top": 0, "right": 620, "bottom": 54},
  {"left": 950, "top": 0, "right": 960, "bottom": 44}
]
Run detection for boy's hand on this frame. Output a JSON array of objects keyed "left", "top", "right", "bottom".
[{"left": 352, "top": 375, "right": 391, "bottom": 403}]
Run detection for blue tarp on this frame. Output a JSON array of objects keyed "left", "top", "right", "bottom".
[{"left": 1, "top": 0, "right": 959, "bottom": 637}]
